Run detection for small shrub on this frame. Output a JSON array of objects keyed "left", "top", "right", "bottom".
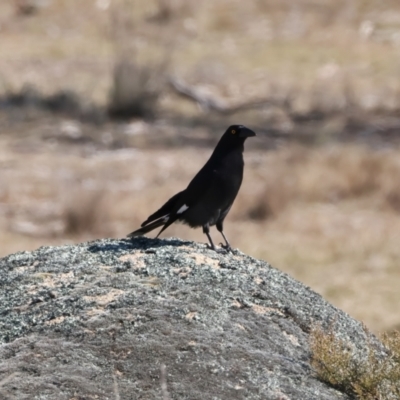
[
  {"left": 247, "top": 197, "right": 273, "bottom": 221},
  {"left": 247, "top": 182, "right": 294, "bottom": 221},
  {"left": 310, "top": 323, "right": 400, "bottom": 399},
  {"left": 384, "top": 190, "right": 400, "bottom": 213},
  {"left": 63, "top": 189, "right": 113, "bottom": 237},
  {"left": 381, "top": 331, "right": 400, "bottom": 364},
  {"left": 108, "top": 58, "right": 165, "bottom": 119}
]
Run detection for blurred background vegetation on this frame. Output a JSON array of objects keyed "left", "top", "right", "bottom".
[{"left": 1, "top": 0, "right": 400, "bottom": 333}]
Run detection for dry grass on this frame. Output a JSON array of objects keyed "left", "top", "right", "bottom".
[
  {"left": 1, "top": 0, "right": 400, "bottom": 116},
  {"left": 239, "top": 145, "right": 400, "bottom": 220},
  {"left": 107, "top": 58, "right": 166, "bottom": 119},
  {"left": 63, "top": 188, "right": 113, "bottom": 237},
  {"left": 310, "top": 324, "right": 400, "bottom": 399}
]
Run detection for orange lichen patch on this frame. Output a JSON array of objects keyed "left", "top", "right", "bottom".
[
  {"left": 282, "top": 331, "right": 300, "bottom": 346},
  {"left": 179, "top": 245, "right": 195, "bottom": 252},
  {"left": 15, "top": 260, "right": 39, "bottom": 274},
  {"left": 137, "top": 276, "right": 161, "bottom": 287},
  {"left": 83, "top": 289, "right": 124, "bottom": 306},
  {"left": 27, "top": 271, "right": 75, "bottom": 294},
  {"left": 185, "top": 311, "right": 198, "bottom": 321},
  {"left": 235, "top": 324, "right": 246, "bottom": 331},
  {"left": 190, "top": 254, "right": 220, "bottom": 269},
  {"left": 40, "top": 271, "right": 74, "bottom": 288},
  {"left": 99, "top": 265, "right": 113, "bottom": 271},
  {"left": 86, "top": 308, "right": 107, "bottom": 316},
  {"left": 252, "top": 305, "right": 284, "bottom": 316},
  {"left": 231, "top": 299, "right": 242, "bottom": 308},
  {"left": 252, "top": 304, "right": 269, "bottom": 314},
  {"left": 29, "top": 272, "right": 51, "bottom": 280},
  {"left": 119, "top": 253, "right": 146, "bottom": 269},
  {"left": 45, "top": 316, "right": 65, "bottom": 325},
  {"left": 254, "top": 276, "right": 264, "bottom": 285},
  {"left": 13, "top": 265, "right": 34, "bottom": 274}
]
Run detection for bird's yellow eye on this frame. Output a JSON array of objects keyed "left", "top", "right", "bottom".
[{"left": 231, "top": 129, "right": 236, "bottom": 134}]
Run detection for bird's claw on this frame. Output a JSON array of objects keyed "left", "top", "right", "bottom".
[
  {"left": 219, "top": 243, "right": 233, "bottom": 253},
  {"left": 206, "top": 243, "right": 218, "bottom": 252},
  {"left": 206, "top": 243, "right": 231, "bottom": 254}
]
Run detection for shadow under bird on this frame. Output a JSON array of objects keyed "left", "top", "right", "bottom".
[{"left": 128, "top": 125, "right": 256, "bottom": 251}]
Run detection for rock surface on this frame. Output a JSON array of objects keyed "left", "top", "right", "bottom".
[{"left": 0, "top": 237, "right": 369, "bottom": 399}]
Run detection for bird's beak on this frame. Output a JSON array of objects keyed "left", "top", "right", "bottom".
[{"left": 239, "top": 127, "right": 256, "bottom": 138}]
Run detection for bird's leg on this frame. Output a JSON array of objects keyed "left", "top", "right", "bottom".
[
  {"left": 216, "top": 221, "right": 233, "bottom": 252},
  {"left": 203, "top": 225, "right": 217, "bottom": 251},
  {"left": 220, "top": 231, "right": 232, "bottom": 252}
]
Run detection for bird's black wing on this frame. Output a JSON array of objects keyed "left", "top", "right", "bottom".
[
  {"left": 180, "top": 165, "right": 242, "bottom": 228},
  {"left": 136, "top": 164, "right": 217, "bottom": 236},
  {"left": 141, "top": 190, "right": 184, "bottom": 227},
  {"left": 143, "top": 161, "right": 217, "bottom": 226},
  {"left": 180, "top": 164, "right": 217, "bottom": 205},
  {"left": 129, "top": 190, "right": 186, "bottom": 238}
]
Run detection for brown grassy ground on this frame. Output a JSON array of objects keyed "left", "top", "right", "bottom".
[
  {"left": 1, "top": 0, "right": 400, "bottom": 334},
  {"left": 2, "top": 0, "right": 400, "bottom": 114}
]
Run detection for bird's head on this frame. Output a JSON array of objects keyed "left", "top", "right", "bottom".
[
  {"left": 224, "top": 125, "right": 256, "bottom": 142},
  {"left": 212, "top": 125, "right": 256, "bottom": 155}
]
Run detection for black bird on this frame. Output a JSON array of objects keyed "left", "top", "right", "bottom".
[{"left": 128, "top": 125, "right": 256, "bottom": 251}]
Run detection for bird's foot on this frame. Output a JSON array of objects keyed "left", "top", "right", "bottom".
[
  {"left": 219, "top": 243, "right": 234, "bottom": 253},
  {"left": 206, "top": 243, "right": 228, "bottom": 254}
]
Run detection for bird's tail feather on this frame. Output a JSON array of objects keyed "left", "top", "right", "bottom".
[{"left": 128, "top": 218, "right": 166, "bottom": 238}]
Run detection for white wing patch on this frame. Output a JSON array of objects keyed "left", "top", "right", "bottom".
[
  {"left": 163, "top": 215, "right": 170, "bottom": 222},
  {"left": 177, "top": 204, "right": 189, "bottom": 214}
]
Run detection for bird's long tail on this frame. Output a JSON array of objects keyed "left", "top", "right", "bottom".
[{"left": 127, "top": 218, "right": 166, "bottom": 238}]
